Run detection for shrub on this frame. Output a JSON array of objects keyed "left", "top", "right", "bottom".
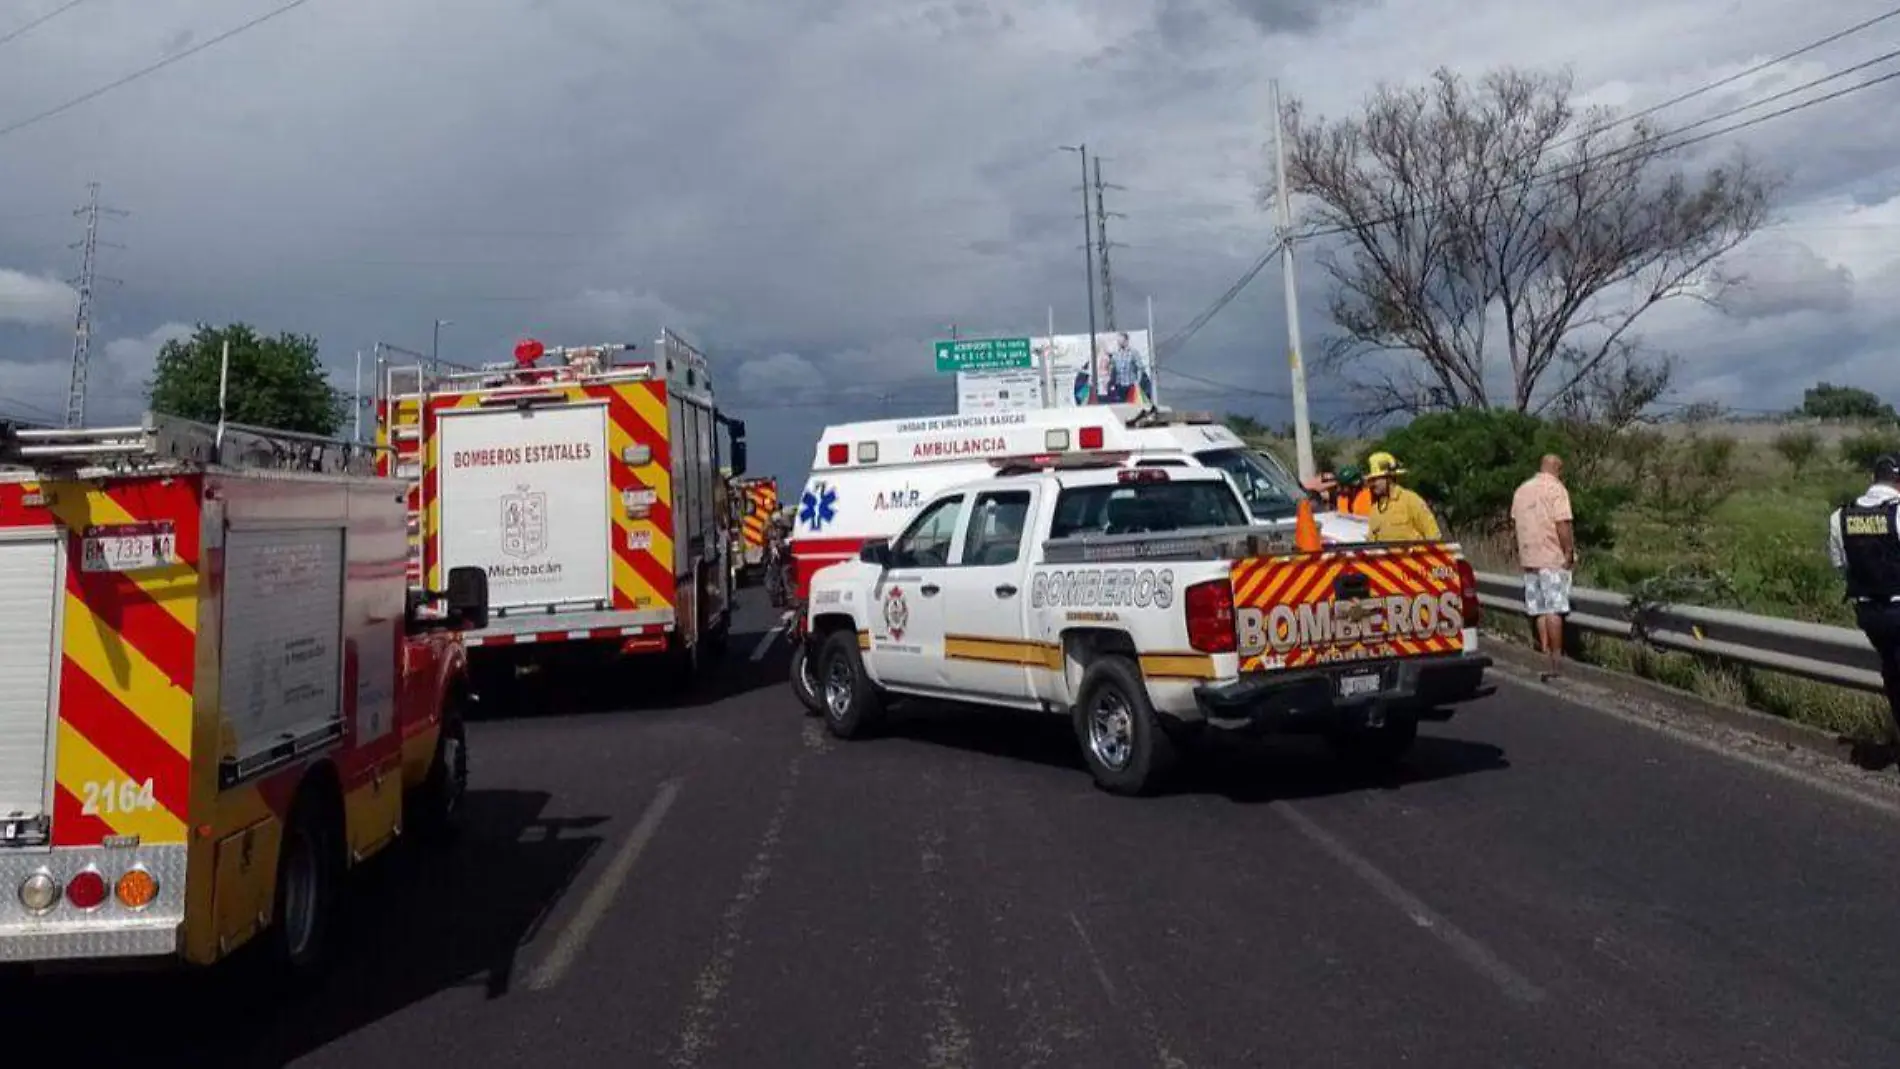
[
  {"left": 1374, "top": 408, "right": 1625, "bottom": 549},
  {"left": 1772, "top": 429, "right": 1820, "bottom": 473},
  {"left": 1840, "top": 429, "right": 1900, "bottom": 472}
]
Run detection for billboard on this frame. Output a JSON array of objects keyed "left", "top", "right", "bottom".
[{"left": 955, "top": 330, "right": 1155, "bottom": 415}]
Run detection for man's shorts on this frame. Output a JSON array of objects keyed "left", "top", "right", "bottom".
[{"left": 1523, "top": 568, "right": 1572, "bottom": 617}]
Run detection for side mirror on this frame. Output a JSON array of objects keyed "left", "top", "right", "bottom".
[
  {"left": 724, "top": 416, "right": 749, "bottom": 476},
  {"left": 445, "top": 566, "right": 489, "bottom": 630},
  {"left": 859, "top": 539, "right": 891, "bottom": 568}
]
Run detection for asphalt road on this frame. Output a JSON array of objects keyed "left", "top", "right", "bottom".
[{"left": 15, "top": 589, "right": 1900, "bottom": 1068}]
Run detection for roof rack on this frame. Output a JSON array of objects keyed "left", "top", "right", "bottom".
[{"left": 0, "top": 412, "right": 382, "bottom": 476}]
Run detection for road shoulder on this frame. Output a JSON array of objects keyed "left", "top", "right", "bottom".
[{"left": 1481, "top": 631, "right": 1900, "bottom": 819}]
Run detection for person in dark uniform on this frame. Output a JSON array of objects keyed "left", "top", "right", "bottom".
[{"left": 1829, "top": 453, "right": 1900, "bottom": 750}]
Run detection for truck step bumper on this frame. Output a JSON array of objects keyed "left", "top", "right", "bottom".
[
  {"left": 1192, "top": 653, "right": 1493, "bottom": 736},
  {"left": 0, "top": 844, "right": 186, "bottom": 964}
]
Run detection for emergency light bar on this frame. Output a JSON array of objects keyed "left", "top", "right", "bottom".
[
  {"left": 1041, "top": 524, "right": 1294, "bottom": 564},
  {"left": 990, "top": 450, "right": 1134, "bottom": 475}
]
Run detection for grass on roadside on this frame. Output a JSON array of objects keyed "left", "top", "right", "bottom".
[{"left": 1254, "top": 428, "right": 1892, "bottom": 742}]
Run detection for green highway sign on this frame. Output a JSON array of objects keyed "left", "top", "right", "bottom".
[{"left": 935, "top": 336, "right": 1032, "bottom": 373}]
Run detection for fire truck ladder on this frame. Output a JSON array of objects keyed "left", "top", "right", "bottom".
[
  {"left": 0, "top": 412, "right": 380, "bottom": 476},
  {"left": 382, "top": 364, "right": 429, "bottom": 590}
]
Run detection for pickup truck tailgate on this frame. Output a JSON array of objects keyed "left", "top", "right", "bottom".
[{"left": 1231, "top": 544, "right": 1467, "bottom": 671}]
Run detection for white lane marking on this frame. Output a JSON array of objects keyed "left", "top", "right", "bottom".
[
  {"left": 1276, "top": 803, "right": 1547, "bottom": 1006},
  {"left": 1497, "top": 669, "right": 1900, "bottom": 822},
  {"left": 669, "top": 755, "right": 804, "bottom": 1068},
  {"left": 748, "top": 623, "right": 786, "bottom": 662},
  {"left": 527, "top": 778, "right": 684, "bottom": 991},
  {"left": 918, "top": 824, "right": 973, "bottom": 1069}
]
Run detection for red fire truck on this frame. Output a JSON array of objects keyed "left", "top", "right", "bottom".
[
  {"left": 0, "top": 414, "right": 483, "bottom": 973},
  {"left": 376, "top": 332, "right": 748, "bottom": 684}
]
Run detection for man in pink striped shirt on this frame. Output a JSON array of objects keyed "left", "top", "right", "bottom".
[{"left": 1511, "top": 454, "right": 1575, "bottom": 681}]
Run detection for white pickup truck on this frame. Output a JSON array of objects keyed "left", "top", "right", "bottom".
[{"left": 801, "top": 459, "right": 1492, "bottom": 794}]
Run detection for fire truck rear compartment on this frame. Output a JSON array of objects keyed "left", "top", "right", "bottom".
[
  {"left": 0, "top": 524, "right": 186, "bottom": 964},
  {"left": 0, "top": 531, "right": 61, "bottom": 844}
]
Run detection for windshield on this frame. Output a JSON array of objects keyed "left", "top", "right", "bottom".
[
  {"left": 1050, "top": 479, "right": 1249, "bottom": 539},
  {"left": 1194, "top": 448, "right": 1302, "bottom": 520}
]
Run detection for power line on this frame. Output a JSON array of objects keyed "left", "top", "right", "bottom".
[
  {"left": 0, "top": 0, "right": 89, "bottom": 49},
  {"left": 0, "top": 0, "right": 318, "bottom": 141},
  {"left": 1546, "top": 5, "right": 1900, "bottom": 152},
  {"left": 1164, "top": 50, "right": 1900, "bottom": 360}
]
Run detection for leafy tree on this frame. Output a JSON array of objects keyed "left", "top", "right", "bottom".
[
  {"left": 1374, "top": 408, "right": 1625, "bottom": 549},
  {"left": 1269, "top": 67, "right": 1775, "bottom": 418},
  {"left": 1801, "top": 382, "right": 1894, "bottom": 422},
  {"left": 146, "top": 323, "right": 344, "bottom": 436}
]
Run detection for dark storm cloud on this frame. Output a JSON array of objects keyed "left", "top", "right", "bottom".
[{"left": 0, "top": 0, "right": 1895, "bottom": 486}]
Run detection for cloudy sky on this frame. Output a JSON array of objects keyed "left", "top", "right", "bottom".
[{"left": 1, "top": 0, "right": 1898, "bottom": 486}]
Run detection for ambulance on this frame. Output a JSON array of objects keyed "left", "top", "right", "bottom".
[
  {"left": 377, "top": 332, "right": 748, "bottom": 683},
  {"left": 0, "top": 414, "right": 480, "bottom": 973},
  {"left": 782, "top": 405, "right": 1365, "bottom": 710}
]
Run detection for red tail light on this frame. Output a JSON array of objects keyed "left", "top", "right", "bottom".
[
  {"left": 1078, "top": 425, "right": 1105, "bottom": 449},
  {"left": 1184, "top": 579, "right": 1237, "bottom": 653},
  {"left": 826, "top": 443, "right": 848, "bottom": 465},
  {"left": 1454, "top": 558, "right": 1481, "bottom": 628},
  {"left": 66, "top": 869, "right": 106, "bottom": 911}
]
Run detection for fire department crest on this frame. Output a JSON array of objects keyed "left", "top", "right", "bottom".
[
  {"left": 501, "top": 487, "right": 548, "bottom": 558},
  {"left": 883, "top": 586, "right": 909, "bottom": 642}
]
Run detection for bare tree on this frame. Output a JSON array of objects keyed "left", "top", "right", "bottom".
[{"left": 1268, "top": 67, "right": 1776, "bottom": 418}]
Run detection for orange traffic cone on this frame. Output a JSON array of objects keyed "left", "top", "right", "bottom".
[{"left": 1294, "top": 497, "right": 1322, "bottom": 553}]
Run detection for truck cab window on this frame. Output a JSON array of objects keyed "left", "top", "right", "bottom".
[
  {"left": 1049, "top": 481, "right": 1247, "bottom": 539},
  {"left": 891, "top": 495, "right": 965, "bottom": 569},
  {"left": 1193, "top": 448, "right": 1300, "bottom": 520},
  {"left": 960, "top": 490, "right": 1032, "bottom": 567}
]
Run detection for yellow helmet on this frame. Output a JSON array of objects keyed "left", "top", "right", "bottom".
[{"left": 1366, "top": 451, "right": 1406, "bottom": 478}]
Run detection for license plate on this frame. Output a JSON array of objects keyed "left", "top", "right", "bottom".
[
  {"left": 82, "top": 522, "right": 176, "bottom": 573},
  {"left": 1336, "top": 670, "right": 1384, "bottom": 699}
]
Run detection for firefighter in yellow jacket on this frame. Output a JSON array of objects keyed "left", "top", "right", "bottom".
[{"left": 1364, "top": 451, "right": 1442, "bottom": 542}]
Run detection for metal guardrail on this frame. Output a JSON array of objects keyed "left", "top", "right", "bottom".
[{"left": 1474, "top": 571, "right": 1885, "bottom": 694}]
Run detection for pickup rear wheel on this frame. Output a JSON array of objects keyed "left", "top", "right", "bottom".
[
  {"left": 818, "top": 628, "right": 884, "bottom": 739},
  {"left": 1074, "top": 656, "right": 1176, "bottom": 796}
]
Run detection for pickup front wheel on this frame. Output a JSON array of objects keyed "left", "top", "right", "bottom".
[
  {"left": 818, "top": 629, "right": 884, "bottom": 739},
  {"left": 1074, "top": 656, "right": 1176, "bottom": 796}
]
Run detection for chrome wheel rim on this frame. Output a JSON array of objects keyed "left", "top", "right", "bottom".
[
  {"left": 1088, "top": 692, "right": 1135, "bottom": 771},
  {"left": 824, "top": 657, "right": 853, "bottom": 721}
]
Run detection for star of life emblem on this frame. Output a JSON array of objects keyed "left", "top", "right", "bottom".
[
  {"left": 884, "top": 586, "right": 909, "bottom": 642},
  {"left": 501, "top": 487, "right": 548, "bottom": 558}
]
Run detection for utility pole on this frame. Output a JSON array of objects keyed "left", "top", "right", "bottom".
[
  {"left": 1092, "top": 157, "right": 1124, "bottom": 333},
  {"left": 1270, "top": 80, "right": 1316, "bottom": 484},
  {"left": 64, "top": 182, "right": 127, "bottom": 428},
  {"left": 1059, "top": 144, "right": 1099, "bottom": 402}
]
